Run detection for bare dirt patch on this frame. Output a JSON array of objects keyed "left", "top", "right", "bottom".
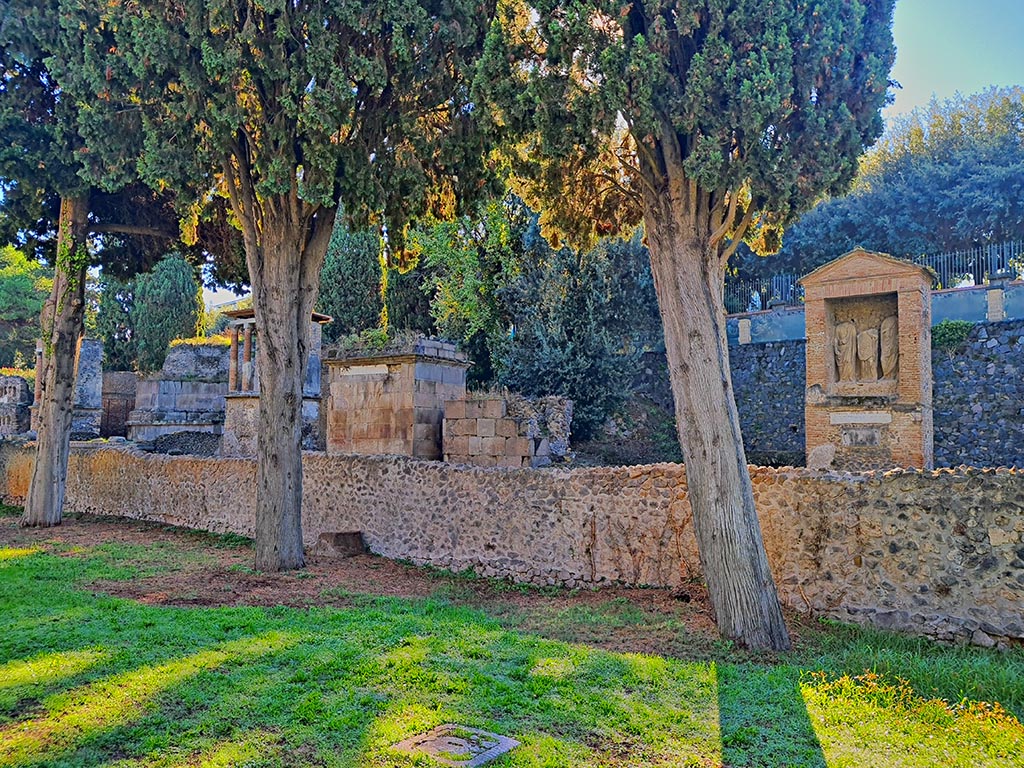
[{"left": 0, "top": 513, "right": 810, "bottom": 659}]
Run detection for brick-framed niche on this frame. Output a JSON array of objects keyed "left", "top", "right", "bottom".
[{"left": 800, "top": 249, "right": 936, "bottom": 470}]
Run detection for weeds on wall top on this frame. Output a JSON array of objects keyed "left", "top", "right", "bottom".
[
  {"left": 169, "top": 335, "right": 232, "bottom": 348},
  {"left": 325, "top": 328, "right": 440, "bottom": 359},
  {"left": 932, "top": 320, "right": 975, "bottom": 356}
]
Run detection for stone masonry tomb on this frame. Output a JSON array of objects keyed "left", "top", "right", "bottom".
[
  {"left": 801, "top": 248, "right": 935, "bottom": 470},
  {"left": 221, "top": 308, "right": 331, "bottom": 456},
  {"left": 127, "top": 341, "right": 229, "bottom": 443},
  {"left": 324, "top": 338, "right": 469, "bottom": 459}
]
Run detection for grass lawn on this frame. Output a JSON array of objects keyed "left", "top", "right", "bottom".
[{"left": 0, "top": 508, "right": 1021, "bottom": 767}]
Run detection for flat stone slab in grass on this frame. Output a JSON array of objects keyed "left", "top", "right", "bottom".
[{"left": 392, "top": 724, "right": 519, "bottom": 767}]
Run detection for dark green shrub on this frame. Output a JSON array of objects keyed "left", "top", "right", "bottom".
[{"left": 931, "top": 319, "right": 974, "bottom": 354}]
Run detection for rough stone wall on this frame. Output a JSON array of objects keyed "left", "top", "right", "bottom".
[
  {"left": 934, "top": 319, "right": 1024, "bottom": 467},
  {"left": 728, "top": 341, "right": 805, "bottom": 465},
  {"left": 1, "top": 442, "right": 1020, "bottom": 645}
]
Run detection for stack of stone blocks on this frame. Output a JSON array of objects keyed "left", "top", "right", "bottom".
[
  {"left": 128, "top": 343, "right": 229, "bottom": 442},
  {"left": 443, "top": 395, "right": 571, "bottom": 468},
  {"left": 324, "top": 339, "right": 469, "bottom": 459},
  {"left": 0, "top": 375, "right": 31, "bottom": 436}
]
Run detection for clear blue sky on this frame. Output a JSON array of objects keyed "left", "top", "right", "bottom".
[{"left": 886, "top": 0, "right": 1024, "bottom": 119}]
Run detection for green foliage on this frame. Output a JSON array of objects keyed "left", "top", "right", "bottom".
[
  {"left": 60, "top": 0, "right": 497, "bottom": 255},
  {"left": 496, "top": 231, "right": 652, "bottom": 441},
  {"left": 415, "top": 200, "right": 520, "bottom": 349},
  {"left": 94, "top": 254, "right": 203, "bottom": 372},
  {"left": 0, "top": 246, "right": 51, "bottom": 368},
  {"left": 418, "top": 197, "right": 660, "bottom": 438},
  {"left": 316, "top": 228, "right": 383, "bottom": 343},
  {"left": 132, "top": 255, "right": 203, "bottom": 373},
  {"left": 329, "top": 327, "right": 433, "bottom": 359},
  {"left": 734, "top": 88, "right": 1024, "bottom": 279},
  {"left": 93, "top": 273, "right": 136, "bottom": 371},
  {"left": 932, "top": 320, "right": 975, "bottom": 354},
  {"left": 477, "top": 1, "right": 895, "bottom": 251}
]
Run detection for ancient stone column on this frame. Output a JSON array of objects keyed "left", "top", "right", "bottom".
[
  {"left": 228, "top": 327, "right": 239, "bottom": 392},
  {"left": 242, "top": 324, "right": 254, "bottom": 392}
]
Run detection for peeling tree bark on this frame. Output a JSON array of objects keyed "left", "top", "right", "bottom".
[
  {"left": 640, "top": 153, "right": 791, "bottom": 651},
  {"left": 23, "top": 195, "right": 89, "bottom": 528}
]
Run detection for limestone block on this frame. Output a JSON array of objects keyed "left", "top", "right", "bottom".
[
  {"left": 483, "top": 436, "right": 505, "bottom": 455},
  {"left": 445, "top": 399, "right": 466, "bottom": 420},
  {"left": 446, "top": 436, "right": 470, "bottom": 456},
  {"left": 507, "top": 437, "right": 531, "bottom": 457},
  {"left": 478, "top": 418, "right": 496, "bottom": 437},
  {"left": 483, "top": 399, "right": 506, "bottom": 419}
]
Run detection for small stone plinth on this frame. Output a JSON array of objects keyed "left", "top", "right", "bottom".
[
  {"left": 311, "top": 531, "right": 366, "bottom": 559},
  {"left": 0, "top": 375, "right": 31, "bottom": 436},
  {"left": 392, "top": 725, "right": 519, "bottom": 767}
]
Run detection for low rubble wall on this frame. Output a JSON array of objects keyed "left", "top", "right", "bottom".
[{"left": 0, "top": 442, "right": 1020, "bottom": 646}]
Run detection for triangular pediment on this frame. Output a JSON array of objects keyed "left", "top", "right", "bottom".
[{"left": 799, "top": 248, "right": 936, "bottom": 287}]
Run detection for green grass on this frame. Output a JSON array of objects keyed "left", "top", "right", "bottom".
[{"left": 0, "top": 531, "right": 1021, "bottom": 767}]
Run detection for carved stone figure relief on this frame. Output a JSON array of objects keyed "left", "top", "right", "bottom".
[
  {"left": 880, "top": 314, "right": 899, "bottom": 379},
  {"left": 834, "top": 321, "right": 857, "bottom": 382},
  {"left": 857, "top": 328, "right": 880, "bottom": 381}
]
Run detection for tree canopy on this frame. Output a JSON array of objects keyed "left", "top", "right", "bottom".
[{"left": 732, "top": 87, "right": 1024, "bottom": 278}]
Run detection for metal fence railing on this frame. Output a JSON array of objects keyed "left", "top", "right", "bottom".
[
  {"left": 724, "top": 240, "right": 1024, "bottom": 314},
  {"left": 915, "top": 240, "right": 1024, "bottom": 289},
  {"left": 724, "top": 273, "right": 803, "bottom": 315}
]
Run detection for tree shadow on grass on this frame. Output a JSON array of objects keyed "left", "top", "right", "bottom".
[{"left": 717, "top": 662, "right": 826, "bottom": 768}]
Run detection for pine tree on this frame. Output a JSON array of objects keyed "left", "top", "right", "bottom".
[
  {"left": 478, "top": 0, "right": 895, "bottom": 649},
  {"left": 58, "top": 0, "right": 496, "bottom": 569}
]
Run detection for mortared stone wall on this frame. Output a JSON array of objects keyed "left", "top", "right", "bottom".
[{"left": 0, "top": 442, "right": 1020, "bottom": 646}]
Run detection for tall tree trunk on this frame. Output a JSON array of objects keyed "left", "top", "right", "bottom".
[
  {"left": 23, "top": 195, "right": 89, "bottom": 527},
  {"left": 642, "top": 189, "right": 791, "bottom": 651},
  {"left": 247, "top": 199, "right": 334, "bottom": 571}
]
